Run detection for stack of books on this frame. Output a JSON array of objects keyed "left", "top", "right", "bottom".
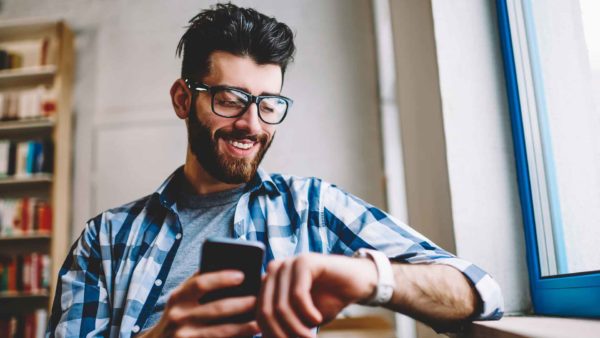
[
  {"left": 0, "top": 309, "right": 47, "bottom": 338},
  {"left": 0, "top": 87, "right": 57, "bottom": 121},
  {"left": 0, "top": 253, "right": 50, "bottom": 294},
  {"left": 0, "top": 38, "right": 51, "bottom": 70},
  {"left": 0, "top": 198, "right": 52, "bottom": 236},
  {"left": 0, "top": 140, "right": 53, "bottom": 178}
]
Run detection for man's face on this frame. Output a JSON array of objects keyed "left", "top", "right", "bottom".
[{"left": 187, "top": 51, "right": 283, "bottom": 184}]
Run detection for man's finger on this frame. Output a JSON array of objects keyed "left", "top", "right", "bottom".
[
  {"left": 274, "top": 261, "right": 313, "bottom": 337},
  {"left": 290, "top": 256, "right": 323, "bottom": 326},
  {"left": 170, "top": 295, "right": 257, "bottom": 324},
  {"left": 170, "top": 270, "right": 244, "bottom": 303},
  {"left": 257, "top": 260, "right": 287, "bottom": 338},
  {"left": 173, "top": 320, "right": 260, "bottom": 338}
]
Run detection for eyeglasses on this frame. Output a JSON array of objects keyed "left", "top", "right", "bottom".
[{"left": 184, "top": 78, "right": 293, "bottom": 125}]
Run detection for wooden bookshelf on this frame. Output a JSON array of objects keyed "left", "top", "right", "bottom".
[
  {"left": 0, "top": 291, "right": 50, "bottom": 315},
  {"left": 0, "top": 20, "right": 74, "bottom": 320},
  {"left": 0, "top": 65, "right": 56, "bottom": 88},
  {"left": 0, "top": 233, "right": 51, "bottom": 255},
  {"left": 0, "top": 174, "right": 53, "bottom": 189},
  {"left": 0, "top": 118, "right": 55, "bottom": 139}
]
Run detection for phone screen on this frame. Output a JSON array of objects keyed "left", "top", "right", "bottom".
[{"left": 199, "top": 238, "right": 265, "bottom": 323}]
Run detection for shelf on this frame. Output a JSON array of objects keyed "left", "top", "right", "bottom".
[
  {"left": 0, "top": 65, "right": 56, "bottom": 88},
  {"left": 0, "top": 233, "right": 51, "bottom": 241},
  {"left": 0, "top": 174, "right": 53, "bottom": 197},
  {"left": 0, "top": 233, "right": 50, "bottom": 255},
  {"left": 0, "top": 290, "right": 49, "bottom": 299},
  {"left": 0, "top": 291, "right": 49, "bottom": 315},
  {"left": 0, "top": 174, "right": 52, "bottom": 186},
  {"left": 0, "top": 118, "right": 55, "bottom": 139}
]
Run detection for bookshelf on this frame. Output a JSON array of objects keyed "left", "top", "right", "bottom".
[
  {"left": 0, "top": 117, "right": 55, "bottom": 137},
  {"left": 0, "top": 19, "right": 73, "bottom": 333},
  {"left": 0, "top": 65, "right": 56, "bottom": 88}
]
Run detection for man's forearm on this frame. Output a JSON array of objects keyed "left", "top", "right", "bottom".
[{"left": 385, "top": 263, "right": 480, "bottom": 327}]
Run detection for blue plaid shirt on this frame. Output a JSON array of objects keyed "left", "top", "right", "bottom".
[{"left": 47, "top": 166, "right": 503, "bottom": 337}]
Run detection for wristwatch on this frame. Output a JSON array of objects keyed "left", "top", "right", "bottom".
[{"left": 353, "top": 248, "right": 396, "bottom": 306}]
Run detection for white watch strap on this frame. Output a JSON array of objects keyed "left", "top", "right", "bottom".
[{"left": 353, "top": 248, "right": 395, "bottom": 306}]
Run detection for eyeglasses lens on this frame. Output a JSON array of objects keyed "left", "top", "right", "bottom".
[{"left": 212, "top": 89, "right": 287, "bottom": 124}]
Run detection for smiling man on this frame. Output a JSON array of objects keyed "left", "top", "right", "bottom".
[{"left": 47, "top": 3, "right": 503, "bottom": 338}]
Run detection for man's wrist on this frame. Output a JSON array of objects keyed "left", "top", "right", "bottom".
[{"left": 353, "top": 249, "right": 396, "bottom": 306}]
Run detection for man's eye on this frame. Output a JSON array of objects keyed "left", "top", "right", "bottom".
[
  {"left": 217, "top": 99, "right": 244, "bottom": 108},
  {"left": 261, "top": 106, "right": 275, "bottom": 113}
]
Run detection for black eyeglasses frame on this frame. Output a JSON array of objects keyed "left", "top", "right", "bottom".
[{"left": 184, "top": 78, "right": 293, "bottom": 125}]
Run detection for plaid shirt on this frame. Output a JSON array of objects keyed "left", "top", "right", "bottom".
[{"left": 47, "top": 166, "right": 503, "bottom": 337}]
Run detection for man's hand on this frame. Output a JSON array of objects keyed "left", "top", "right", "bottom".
[
  {"left": 256, "top": 253, "right": 378, "bottom": 338},
  {"left": 141, "top": 270, "right": 260, "bottom": 338}
]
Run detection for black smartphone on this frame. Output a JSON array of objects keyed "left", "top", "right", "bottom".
[{"left": 199, "top": 237, "right": 265, "bottom": 323}]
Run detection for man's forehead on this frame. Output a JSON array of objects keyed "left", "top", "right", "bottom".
[{"left": 203, "top": 51, "right": 283, "bottom": 94}]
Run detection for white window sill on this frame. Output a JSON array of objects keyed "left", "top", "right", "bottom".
[{"left": 461, "top": 315, "right": 600, "bottom": 338}]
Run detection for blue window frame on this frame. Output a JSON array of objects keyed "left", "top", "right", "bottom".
[{"left": 496, "top": 0, "right": 600, "bottom": 317}]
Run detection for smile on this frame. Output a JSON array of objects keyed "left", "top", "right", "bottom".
[{"left": 228, "top": 139, "right": 255, "bottom": 150}]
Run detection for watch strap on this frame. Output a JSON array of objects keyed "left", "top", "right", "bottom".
[{"left": 353, "top": 248, "right": 395, "bottom": 306}]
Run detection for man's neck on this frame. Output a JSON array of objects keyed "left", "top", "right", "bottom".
[{"left": 183, "top": 150, "right": 244, "bottom": 195}]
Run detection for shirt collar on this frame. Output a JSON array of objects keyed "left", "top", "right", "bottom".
[{"left": 153, "top": 166, "right": 282, "bottom": 210}]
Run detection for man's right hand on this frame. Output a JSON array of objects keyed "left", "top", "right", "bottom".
[{"left": 140, "top": 270, "right": 260, "bottom": 338}]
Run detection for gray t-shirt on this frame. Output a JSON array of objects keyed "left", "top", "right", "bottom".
[{"left": 143, "top": 179, "right": 246, "bottom": 330}]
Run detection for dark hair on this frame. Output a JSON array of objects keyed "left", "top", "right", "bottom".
[{"left": 176, "top": 3, "right": 296, "bottom": 82}]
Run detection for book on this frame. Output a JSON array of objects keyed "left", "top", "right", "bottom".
[
  {"left": 0, "top": 86, "right": 56, "bottom": 121},
  {"left": 0, "top": 254, "right": 50, "bottom": 293},
  {"left": 0, "top": 198, "right": 52, "bottom": 236},
  {"left": 0, "top": 140, "right": 9, "bottom": 176},
  {"left": 0, "top": 50, "right": 8, "bottom": 70},
  {"left": 0, "top": 39, "right": 48, "bottom": 69}
]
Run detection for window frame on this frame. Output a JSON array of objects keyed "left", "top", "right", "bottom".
[{"left": 496, "top": 0, "right": 600, "bottom": 318}]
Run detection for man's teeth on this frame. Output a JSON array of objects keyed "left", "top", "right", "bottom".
[{"left": 228, "top": 140, "right": 254, "bottom": 150}]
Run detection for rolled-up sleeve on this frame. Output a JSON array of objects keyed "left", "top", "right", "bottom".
[{"left": 320, "top": 181, "right": 504, "bottom": 321}]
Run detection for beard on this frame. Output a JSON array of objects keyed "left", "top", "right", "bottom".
[{"left": 187, "top": 103, "right": 273, "bottom": 184}]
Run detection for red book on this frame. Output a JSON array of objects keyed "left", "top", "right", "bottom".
[
  {"left": 7, "top": 257, "right": 16, "bottom": 291},
  {"left": 21, "top": 198, "right": 29, "bottom": 234},
  {"left": 0, "top": 318, "right": 8, "bottom": 338},
  {"left": 24, "top": 313, "right": 34, "bottom": 338},
  {"left": 38, "top": 202, "right": 52, "bottom": 233}
]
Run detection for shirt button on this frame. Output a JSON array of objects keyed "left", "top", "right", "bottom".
[
  {"left": 175, "top": 233, "right": 182, "bottom": 240},
  {"left": 155, "top": 279, "right": 163, "bottom": 287},
  {"left": 132, "top": 325, "right": 140, "bottom": 333}
]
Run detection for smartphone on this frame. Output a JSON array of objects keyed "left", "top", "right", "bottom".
[{"left": 199, "top": 237, "right": 265, "bottom": 323}]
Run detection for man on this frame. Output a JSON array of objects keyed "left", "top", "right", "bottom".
[{"left": 48, "top": 3, "right": 503, "bottom": 338}]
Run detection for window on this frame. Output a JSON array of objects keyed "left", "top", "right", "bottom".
[{"left": 497, "top": 0, "right": 600, "bottom": 317}]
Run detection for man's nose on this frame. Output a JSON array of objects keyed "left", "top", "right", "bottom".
[{"left": 233, "top": 103, "right": 263, "bottom": 135}]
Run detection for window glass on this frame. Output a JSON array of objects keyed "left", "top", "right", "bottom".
[{"left": 524, "top": 0, "right": 600, "bottom": 276}]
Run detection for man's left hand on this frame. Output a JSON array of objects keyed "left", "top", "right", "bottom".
[{"left": 256, "top": 253, "right": 378, "bottom": 338}]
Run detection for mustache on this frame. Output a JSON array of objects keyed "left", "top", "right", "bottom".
[{"left": 214, "top": 129, "right": 267, "bottom": 143}]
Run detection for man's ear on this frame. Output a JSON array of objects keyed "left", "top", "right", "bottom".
[{"left": 170, "top": 79, "right": 191, "bottom": 119}]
